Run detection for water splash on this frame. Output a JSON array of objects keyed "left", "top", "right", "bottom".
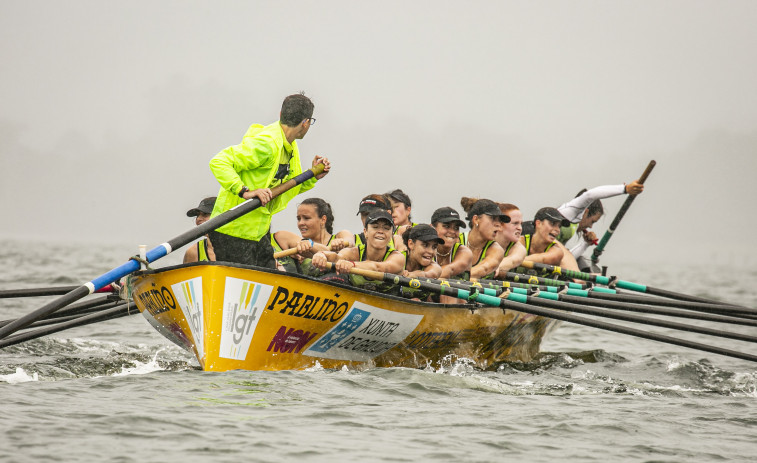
[{"left": 0, "top": 367, "right": 39, "bottom": 384}]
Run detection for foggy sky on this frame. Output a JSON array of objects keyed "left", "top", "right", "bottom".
[{"left": 2, "top": 1, "right": 756, "bottom": 268}]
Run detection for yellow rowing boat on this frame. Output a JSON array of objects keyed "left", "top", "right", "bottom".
[{"left": 126, "top": 262, "right": 557, "bottom": 371}]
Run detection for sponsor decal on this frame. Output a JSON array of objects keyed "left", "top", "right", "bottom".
[
  {"left": 219, "top": 277, "right": 274, "bottom": 360},
  {"left": 171, "top": 277, "right": 204, "bottom": 359},
  {"left": 266, "top": 326, "right": 319, "bottom": 354},
  {"left": 135, "top": 286, "right": 176, "bottom": 316},
  {"left": 265, "top": 286, "right": 348, "bottom": 322},
  {"left": 303, "top": 303, "right": 423, "bottom": 361}
]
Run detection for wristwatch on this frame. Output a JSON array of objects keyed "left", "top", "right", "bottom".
[{"left": 238, "top": 186, "right": 249, "bottom": 198}]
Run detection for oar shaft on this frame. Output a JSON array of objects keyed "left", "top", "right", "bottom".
[
  {"left": 336, "top": 264, "right": 757, "bottom": 363},
  {"left": 498, "top": 298, "right": 757, "bottom": 363},
  {"left": 562, "top": 294, "right": 757, "bottom": 327},
  {"left": 0, "top": 303, "right": 135, "bottom": 349},
  {"left": 587, "top": 291, "right": 757, "bottom": 317},
  {"left": 0, "top": 284, "right": 117, "bottom": 299},
  {"left": 592, "top": 160, "right": 656, "bottom": 263},
  {"left": 0, "top": 165, "right": 324, "bottom": 341},
  {"left": 529, "top": 294, "right": 757, "bottom": 343}
]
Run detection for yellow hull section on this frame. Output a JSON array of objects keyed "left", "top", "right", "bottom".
[{"left": 127, "top": 263, "right": 556, "bottom": 371}]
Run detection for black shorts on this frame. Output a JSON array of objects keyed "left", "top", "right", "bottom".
[{"left": 207, "top": 230, "right": 276, "bottom": 269}]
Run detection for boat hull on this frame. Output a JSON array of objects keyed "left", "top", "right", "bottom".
[{"left": 126, "top": 262, "right": 557, "bottom": 371}]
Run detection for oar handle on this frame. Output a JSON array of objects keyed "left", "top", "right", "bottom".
[
  {"left": 591, "top": 160, "right": 655, "bottom": 263},
  {"left": 324, "top": 262, "right": 386, "bottom": 281},
  {"left": 273, "top": 248, "right": 300, "bottom": 259},
  {"left": 637, "top": 160, "right": 656, "bottom": 184}
]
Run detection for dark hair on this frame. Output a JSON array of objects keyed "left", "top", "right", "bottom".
[
  {"left": 575, "top": 188, "right": 604, "bottom": 218},
  {"left": 460, "top": 196, "right": 478, "bottom": 214},
  {"left": 387, "top": 189, "right": 412, "bottom": 207},
  {"left": 387, "top": 189, "right": 412, "bottom": 222},
  {"left": 300, "top": 197, "right": 334, "bottom": 234},
  {"left": 280, "top": 93, "right": 314, "bottom": 126}
]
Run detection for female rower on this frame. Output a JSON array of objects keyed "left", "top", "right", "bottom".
[
  {"left": 387, "top": 189, "right": 417, "bottom": 234},
  {"left": 397, "top": 224, "right": 444, "bottom": 300},
  {"left": 400, "top": 224, "right": 443, "bottom": 279},
  {"left": 270, "top": 198, "right": 350, "bottom": 273},
  {"left": 430, "top": 207, "right": 473, "bottom": 280},
  {"left": 183, "top": 197, "right": 217, "bottom": 263},
  {"left": 493, "top": 203, "right": 527, "bottom": 278},
  {"left": 518, "top": 207, "right": 566, "bottom": 266},
  {"left": 459, "top": 198, "right": 507, "bottom": 280},
  {"left": 353, "top": 193, "right": 393, "bottom": 245},
  {"left": 312, "top": 210, "right": 405, "bottom": 292},
  {"left": 557, "top": 180, "right": 645, "bottom": 257}
]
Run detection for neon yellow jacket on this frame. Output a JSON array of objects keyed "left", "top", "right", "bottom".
[{"left": 209, "top": 121, "right": 317, "bottom": 241}]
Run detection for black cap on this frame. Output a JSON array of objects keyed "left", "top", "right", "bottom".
[
  {"left": 407, "top": 224, "right": 444, "bottom": 244},
  {"left": 387, "top": 189, "right": 412, "bottom": 207},
  {"left": 430, "top": 207, "right": 467, "bottom": 229},
  {"left": 186, "top": 197, "right": 216, "bottom": 217},
  {"left": 466, "top": 199, "right": 511, "bottom": 223},
  {"left": 356, "top": 197, "right": 389, "bottom": 215},
  {"left": 534, "top": 207, "right": 570, "bottom": 227},
  {"left": 365, "top": 210, "right": 394, "bottom": 226}
]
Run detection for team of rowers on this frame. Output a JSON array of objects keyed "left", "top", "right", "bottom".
[{"left": 185, "top": 180, "right": 644, "bottom": 300}]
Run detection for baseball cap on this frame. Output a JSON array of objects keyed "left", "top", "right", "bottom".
[
  {"left": 534, "top": 207, "right": 570, "bottom": 227},
  {"left": 430, "top": 207, "right": 467, "bottom": 229},
  {"left": 407, "top": 224, "right": 444, "bottom": 244},
  {"left": 365, "top": 210, "right": 394, "bottom": 226},
  {"left": 356, "top": 196, "right": 390, "bottom": 215},
  {"left": 186, "top": 197, "right": 216, "bottom": 217},
  {"left": 466, "top": 199, "right": 511, "bottom": 223}
]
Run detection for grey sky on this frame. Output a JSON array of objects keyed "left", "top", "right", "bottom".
[{"left": 1, "top": 1, "right": 756, "bottom": 268}]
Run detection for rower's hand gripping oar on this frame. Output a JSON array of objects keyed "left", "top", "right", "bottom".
[
  {"left": 0, "top": 164, "right": 326, "bottom": 341},
  {"left": 591, "top": 160, "right": 656, "bottom": 264}
]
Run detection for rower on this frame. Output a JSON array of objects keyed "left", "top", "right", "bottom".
[
  {"left": 386, "top": 188, "right": 417, "bottom": 236},
  {"left": 458, "top": 198, "right": 508, "bottom": 280},
  {"left": 519, "top": 207, "right": 567, "bottom": 267},
  {"left": 269, "top": 197, "right": 351, "bottom": 274},
  {"left": 493, "top": 203, "right": 527, "bottom": 278},
  {"left": 312, "top": 210, "right": 405, "bottom": 293},
  {"left": 430, "top": 207, "right": 473, "bottom": 280},
  {"left": 397, "top": 224, "right": 444, "bottom": 301},
  {"left": 183, "top": 196, "right": 217, "bottom": 263},
  {"left": 557, "top": 180, "right": 644, "bottom": 268}
]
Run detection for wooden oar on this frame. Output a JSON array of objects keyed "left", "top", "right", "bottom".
[
  {"left": 0, "top": 302, "right": 135, "bottom": 349},
  {"left": 591, "top": 160, "right": 656, "bottom": 264},
  {"left": 0, "top": 164, "right": 325, "bottom": 341},
  {"left": 0, "top": 284, "right": 118, "bottom": 299},
  {"left": 520, "top": 260, "right": 752, "bottom": 309},
  {"left": 273, "top": 248, "right": 301, "bottom": 259},
  {"left": 333, "top": 265, "right": 757, "bottom": 363}
]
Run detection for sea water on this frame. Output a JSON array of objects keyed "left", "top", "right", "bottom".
[{"left": 1, "top": 240, "right": 756, "bottom": 462}]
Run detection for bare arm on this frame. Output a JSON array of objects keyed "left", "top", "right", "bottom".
[
  {"left": 495, "top": 242, "right": 526, "bottom": 278},
  {"left": 471, "top": 242, "right": 505, "bottom": 279},
  {"left": 350, "top": 250, "right": 405, "bottom": 275},
  {"left": 404, "top": 261, "right": 442, "bottom": 279},
  {"left": 520, "top": 237, "right": 564, "bottom": 265},
  {"left": 440, "top": 245, "right": 473, "bottom": 279}
]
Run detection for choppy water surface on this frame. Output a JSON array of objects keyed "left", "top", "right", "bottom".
[{"left": 1, "top": 241, "right": 756, "bottom": 462}]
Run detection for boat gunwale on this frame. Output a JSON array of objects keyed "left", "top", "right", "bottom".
[{"left": 129, "top": 260, "right": 486, "bottom": 311}]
